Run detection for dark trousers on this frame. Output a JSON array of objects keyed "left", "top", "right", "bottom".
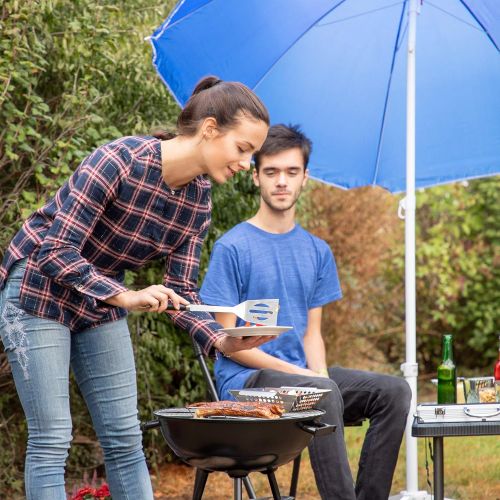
[{"left": 244, "top": 367, "right": 411, "bottom": 500}]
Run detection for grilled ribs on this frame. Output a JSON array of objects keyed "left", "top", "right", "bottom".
[{"left": 188, "top": 401, "right": 285, "bottom": 419}]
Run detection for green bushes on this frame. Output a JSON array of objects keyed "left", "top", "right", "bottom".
[
  {"left": 394, "top": 178, "right": 499, "bottom": 373},
  {"left": 306, "top": 179, "right": 499, "bottom": 377}
]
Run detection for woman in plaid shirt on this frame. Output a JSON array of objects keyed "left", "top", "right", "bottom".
[{"left": 0, "top": 76, "right": 270, "bottom": 500}]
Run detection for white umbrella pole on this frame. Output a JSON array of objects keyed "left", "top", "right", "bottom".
[{"left": 400, "top": 0, "right": 427, "bottom": 498}]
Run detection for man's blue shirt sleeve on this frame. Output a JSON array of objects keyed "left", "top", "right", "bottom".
[{"left": 310, "top": 242, "right": 342, "bottom": 308}]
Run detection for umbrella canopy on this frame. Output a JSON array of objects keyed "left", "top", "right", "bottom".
[
  {"left": 149, "top": 1, "right": 500, "bottom": 497},
  {"left": 150, "top": 0, "right": 500, "bottom": 193}
]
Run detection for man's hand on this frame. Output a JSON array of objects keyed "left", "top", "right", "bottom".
[
  {"left": 215, "top": 335, "right": 272, "bottom": 356},
  {"left": 106, "top": 285, "right": 189, "bottom": 313},
  {"left": 294, "top": 366, "right": 329, "bottom": 378}
]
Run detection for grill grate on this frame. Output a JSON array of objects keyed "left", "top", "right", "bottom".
[
  {"left": 230, "top": 386, "right": 331, "bottom": 412},
  {"left": 156, "top": 408, "right": 194, "bottom": 418},
  {"left": 282, "top": 409, "right": 324, "bottom": 419},
  {"left": 154, "top": 407, "right": 324, "bottom": 421}
]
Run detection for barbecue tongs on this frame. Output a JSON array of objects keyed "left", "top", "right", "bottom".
[{"left": 166, "top": 299, "right": 279, "bottom": 326}]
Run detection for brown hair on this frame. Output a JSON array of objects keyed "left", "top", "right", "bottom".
[
  {"left": 253, "top": 124, "right": 312, "bottom": 171},
  {"left": 153, "top": 76, "right": 269, "bottom": 140}
]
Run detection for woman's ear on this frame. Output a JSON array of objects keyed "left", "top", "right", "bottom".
[{"left": 200, "top": 117, "right": 219, "bottom": 140}]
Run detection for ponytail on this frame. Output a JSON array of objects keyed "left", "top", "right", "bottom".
[{"left": 151, "top": 129, "right": 176, "bottom": 140}]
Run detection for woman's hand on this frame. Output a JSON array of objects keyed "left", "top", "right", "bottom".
[
  {"left": 106, "top": 285, "right": 189, "bottom": 312},
  {"left": 215, "top": 335, "right": 272, "bottom": 356}
]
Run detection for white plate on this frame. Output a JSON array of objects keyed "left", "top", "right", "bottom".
[{"left": 220, "top": 326, "right": 292, "bottom": 337}]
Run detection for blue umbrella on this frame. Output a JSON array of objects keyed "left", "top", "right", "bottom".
[
  {"left": 150, "top": 0, "right": 500, "bottom": 192},
  {"left": 149, "top": 1, "right": 500, "bottom": 496}
]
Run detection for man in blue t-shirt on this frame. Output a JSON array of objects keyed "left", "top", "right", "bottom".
[{"left": 200, "top": 125, "right": 411, "bottom": 500}]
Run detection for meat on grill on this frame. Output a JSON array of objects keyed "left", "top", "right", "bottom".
[{"left": 188, "top": 401, "right": 285, "bottom": 419}]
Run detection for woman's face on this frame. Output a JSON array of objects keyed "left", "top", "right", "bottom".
[{"left": 201, "top": 116, "right": 269, "bottom": 184}]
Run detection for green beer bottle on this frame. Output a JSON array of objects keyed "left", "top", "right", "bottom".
[{"left": 437, "top": 334, "right": 457, "bottom": 404}]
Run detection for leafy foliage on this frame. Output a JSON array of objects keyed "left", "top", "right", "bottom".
[
  {"left": 384, "top": 178, "right": 500, "bottom": 374},
  {"left": 306, "top": 178, "right": 499, "bottom": 378}
]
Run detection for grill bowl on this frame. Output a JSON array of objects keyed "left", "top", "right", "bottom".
[{"left": 145, "top": 408, "right": 333, "bottom": 475}]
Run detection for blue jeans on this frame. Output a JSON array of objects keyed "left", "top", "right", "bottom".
[{"left": 0, "top": 259, "right": 153, "bottom": 500}]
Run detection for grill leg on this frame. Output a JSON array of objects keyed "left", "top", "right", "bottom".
[
  {"left": 266, "top": 470, "right": 282, "bottom": 500},
  {"left": 243, "top": 476, "right": 256, "bottom": 498},
  {"left": 234, "top": 477, "right": 243, "bottom": 500},
  {"left": 193, "top": 469, "right": 209, "bottom": 500},
  {"left": 289, "top": 454, "right": 301, "bottom": 498}
]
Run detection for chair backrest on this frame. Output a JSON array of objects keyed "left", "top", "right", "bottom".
[{"left": 191, "top": 339, "right": 219, "bottom": 402}]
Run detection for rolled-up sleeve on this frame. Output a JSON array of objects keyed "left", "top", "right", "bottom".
[
  {"left": 163, "top": 221, "right": 224, "bottom": 357},
  {"left": 36, "top": 145, "right": 130, "bottom": 304}
]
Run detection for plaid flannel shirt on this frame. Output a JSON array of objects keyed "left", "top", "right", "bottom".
[{"left": 0, "top": 136, "right": 224, "bottom": 356}]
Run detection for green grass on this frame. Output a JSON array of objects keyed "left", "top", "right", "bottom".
[
  {"left": 348, "top": 422, "right": 500, "bottom": 500},
  {"left": 263, "top": 423, "right": 500, "bottom": 499}
]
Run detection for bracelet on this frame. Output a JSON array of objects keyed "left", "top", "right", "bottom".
[
  {"left": 215, "top": 338, "right": 231, "bottom": 358},
  {"left": 316, "top": 368, "right": 329, "bottom": 377}
]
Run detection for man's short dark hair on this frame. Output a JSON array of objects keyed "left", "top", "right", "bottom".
[{"left": 253, "top": 124, "right": 312, "bottom": 171}]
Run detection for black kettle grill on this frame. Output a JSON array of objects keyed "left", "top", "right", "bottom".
[{"left": 143, "top": 407, "right": 335, "bottom": 499}]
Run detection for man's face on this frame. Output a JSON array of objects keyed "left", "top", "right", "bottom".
[{"left": 253, "top": 148, "right": 308, "bottom": 212}]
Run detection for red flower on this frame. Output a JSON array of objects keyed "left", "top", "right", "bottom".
[
  {"left": 95, "top": 483, "right": 111, "bottom": 499},
  {"left": 72, "top": 486, "right": 96, "bottom": 500},
  {"left": 71, "top": 483, "right": 111, "bottom": 500}
]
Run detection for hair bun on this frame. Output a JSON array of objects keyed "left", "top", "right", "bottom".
[{"left": 192, "top": 75, "right": 223, "bottom": 95}]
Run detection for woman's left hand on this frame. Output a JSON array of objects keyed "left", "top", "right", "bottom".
[{"left": 215, "top": 335, "right": 272, "bottom": 356}]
